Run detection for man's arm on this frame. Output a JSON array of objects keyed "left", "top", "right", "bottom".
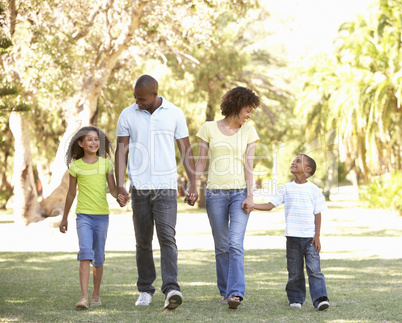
[
  {"left": 115, "top": 136, "right": 130, "bottom": 206},
  {"left": 177, "top": 136, "right": 198, "bottom": 206}
]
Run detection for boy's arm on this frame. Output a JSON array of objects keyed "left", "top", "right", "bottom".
[
  {"left": 254, "top": 202, "right": 275, "bottom": 211},
  {"left": 311, "top": 212, "right": 322, "bottom": 252}
]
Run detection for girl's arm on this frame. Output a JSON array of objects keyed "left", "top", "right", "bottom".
[
  {"left": 241, "top": 142, "right": 256, "bottom": 213},
  {"left": 107, "top": 171, "right": 118, "bottom": 198},
  {"left": 254, "top": 202, "right": 275, "bottom": 211},
  {"left": 59, "top": 174, "right": 77, "bottom": 233}
]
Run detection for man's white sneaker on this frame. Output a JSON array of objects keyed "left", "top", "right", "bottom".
[
  {"left": 164, "top": 290, "right": 183, "bottom": 310},
  {"left": 135, "top": 292, "right": 152, "bottom": 306},
  {"left": 290, "top": 303, "right": 302, "bottom": 309}
]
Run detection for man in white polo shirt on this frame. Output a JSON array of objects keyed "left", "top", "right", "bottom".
[{"left": 115, "top": 75, "right": 198, "bottom": 310}]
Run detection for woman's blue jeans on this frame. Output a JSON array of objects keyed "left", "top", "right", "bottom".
[
  {"left": 286, "top": 237, "right": 328, "bottom": 305},
  {"left": 131, "top": 188, "right": 179, "bottom": 295},
  {"left": 205, "top": 189, "right": 249, "bottom": 300}
]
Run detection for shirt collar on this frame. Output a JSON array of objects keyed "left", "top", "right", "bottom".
[{"left": 134, "top": 96, "right": 169, "bottom": 111}]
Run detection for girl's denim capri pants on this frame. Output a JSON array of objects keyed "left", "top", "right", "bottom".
[{"left": 76, "top": 213, "right": 109, "bottom": 267}]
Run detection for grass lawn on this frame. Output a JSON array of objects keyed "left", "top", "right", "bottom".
[
  {"left": 0, "top": 186, "right": 402, "bottom": 322},
  {"left": 0, "top": 250, "right": 401, "bottom": 322}
]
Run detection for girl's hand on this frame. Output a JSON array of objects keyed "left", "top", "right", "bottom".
[
  {"left": 117, "top": 193, "right": 129, "bottom": 207},
  {"left": 59, "top": 219, "right": 68, "bottom": 233}
]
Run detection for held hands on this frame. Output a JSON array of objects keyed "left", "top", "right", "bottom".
[
  {"left": 241, "top": 196, "right": 254, "bottom": 214},
  {"left": 117, "top": 188, "right": 130, "bottom": 207},
  {"left": 184, "top": 182, "right": 198, "bottom": 206}
]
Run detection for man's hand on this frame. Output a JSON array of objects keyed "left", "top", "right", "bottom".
[
  {"left": 117, "top": 187, "right": 130, "bottom": 207},
  {"left": 184, "top": 182, "right": 198, "bottom": 206}
]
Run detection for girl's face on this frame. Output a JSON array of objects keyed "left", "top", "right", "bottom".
[
  {"left": 235, "top": 106, "right": 253, "bottom": 125},
  {"left": 78, "top": 131, "right": 99, "bottom": 155}
]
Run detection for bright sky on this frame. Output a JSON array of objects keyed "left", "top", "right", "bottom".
[{"left": 261, "top": 0, "right": 371, "bottom": 57}]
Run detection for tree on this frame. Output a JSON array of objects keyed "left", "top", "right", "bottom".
[
  {"left": 0, "top": 1, "right": 29, "bottom": 209},
  {"left": 296, "top": 0, "right": 402, "bottom": 185},
  {"left": 4, "top": 0, "right": 257, "bottom": 223}
]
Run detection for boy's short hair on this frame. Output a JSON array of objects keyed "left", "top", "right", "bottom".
[{"left": 300, "top": 154, "right": 316, "bottom": 177}]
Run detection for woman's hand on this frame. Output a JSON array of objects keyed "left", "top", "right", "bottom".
[{"left": 241, "top": 196, "right": 254, "bottom": 214}]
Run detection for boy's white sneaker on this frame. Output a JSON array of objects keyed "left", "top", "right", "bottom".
[
  {"left": 315, "top": 300, "right": 330, "bottom": 311},
  {"left": 290, "top": 303, "right": 302, "bottom": 309},
  {"left": 135, "top": 292, "right": 152, "bottom": 306},
  {"left": 164, "top": 290, "right": 183, "bottom": 310}
]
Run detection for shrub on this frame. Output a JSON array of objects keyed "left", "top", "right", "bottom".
[{"left": 359, "top": 172, "right": 402, "bottom": 215}]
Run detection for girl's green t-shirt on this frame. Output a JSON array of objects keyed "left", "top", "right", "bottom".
[{"left": 69, "top": 157, "right": 113, "bottom": 215}]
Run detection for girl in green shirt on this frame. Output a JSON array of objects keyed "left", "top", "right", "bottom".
[{"left": 59, "top": 126, "right": 125, "bottom": 309}]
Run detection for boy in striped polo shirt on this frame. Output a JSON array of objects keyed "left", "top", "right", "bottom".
[{"left": 254, "top": 154, "right": 330, "bottom": 311}]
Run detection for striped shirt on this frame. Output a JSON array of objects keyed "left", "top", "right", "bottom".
[{"left": 269, "top": 181, "right": 327, "bottom": 238}]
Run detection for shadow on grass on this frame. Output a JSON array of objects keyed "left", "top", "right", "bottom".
[{"left": 0, "top": 250, "right": 401, "bottom": 322}]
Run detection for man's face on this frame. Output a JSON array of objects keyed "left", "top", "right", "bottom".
[{"left": 134, "top": 87, "right": 157, "bottom": 111}]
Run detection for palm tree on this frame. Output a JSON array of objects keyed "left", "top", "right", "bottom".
[{"left": 296, "top": 0, "right": 402, "bottom": 184}]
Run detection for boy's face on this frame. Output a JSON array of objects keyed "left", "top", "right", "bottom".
[{"left": 290, "top": 155, "right": 311, "bottom": 177}]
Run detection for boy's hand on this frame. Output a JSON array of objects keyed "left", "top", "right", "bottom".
[
  {"left": 241, "top": 196, "right": 254, "bottom": 214},
  {"left": 311, "top": 234, "right": 321, "bottom": 252}
]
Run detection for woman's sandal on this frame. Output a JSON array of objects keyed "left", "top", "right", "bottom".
[
  {"left": 228, "top": 295, "right": 241, "bottom": 309},
  {"left": 220, "top": 297, "right": 228, "bottom": 304}
]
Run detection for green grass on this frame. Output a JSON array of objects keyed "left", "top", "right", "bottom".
[
  {"left": 0, "top": 250, "right": 401, "bottom": 322},
  {"left": 1, "top": 187, "right": 402, "bottom": 322}
]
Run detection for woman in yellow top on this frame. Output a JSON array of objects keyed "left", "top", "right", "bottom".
[{"left": 195, "top": 87, "right": 260, "bottom": 309}]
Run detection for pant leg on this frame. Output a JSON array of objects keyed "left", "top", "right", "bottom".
[
  {"left": 304, "top": 238, "right": 328, "bottom": 305},
  {"left": 286, "top": 237, "right": 306, "bottom": 304},
  {"left": 205, "top": 189, "right": 230, "bottom": 297},
  {"left": 152, "top": 189, "right": 180, "bottom": 295},
  {"left": 92, "top": 214, "right": 109, "bottom": 267},
  {"left": 131, "top": 189, "right": 156, "bottom": 295},
  {"left": 226, "top": 189, "right": 249, "bottom": 300},
  {"left": 76, "top": 213, "right": 95, "bottom": 262}
]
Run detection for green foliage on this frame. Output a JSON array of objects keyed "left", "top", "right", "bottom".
[
  {"left": 359, "top": 172, "right": 402, "bottom": 215},
  {"left": 296, "top": 0, "right": 402, "bottom": 184}
]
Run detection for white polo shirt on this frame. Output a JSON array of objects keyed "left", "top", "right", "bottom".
[{"left": 116, "top": 97, "right": 189, "bottom": 190}]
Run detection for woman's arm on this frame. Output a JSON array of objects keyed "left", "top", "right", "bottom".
[
  {"left": 59, "top": 174, "right": 77, "bottom": 233},
  {"left": 241, "top": 141, "right": 256, "bottom": 213},
  {"left": 194, "top": 139, "right": 209, "bottom": 183}
]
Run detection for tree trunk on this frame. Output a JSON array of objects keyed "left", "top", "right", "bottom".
[
  {"left": 38, "top": 1, "right": 150, "bottom": 219},
  {"left": 9, "top": 112, "right": 43, "bottom": 225}
]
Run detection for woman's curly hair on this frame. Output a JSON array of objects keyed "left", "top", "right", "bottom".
[
  {"left": 220, "top": 87, "right": 260, "bottom": 117},
  {"left": 66, "top": 126, "right": 113, "bottom": 167}
]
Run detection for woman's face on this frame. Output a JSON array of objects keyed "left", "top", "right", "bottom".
[{"left": 235, "top": 106, "right": 253, "bottom": 125}]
